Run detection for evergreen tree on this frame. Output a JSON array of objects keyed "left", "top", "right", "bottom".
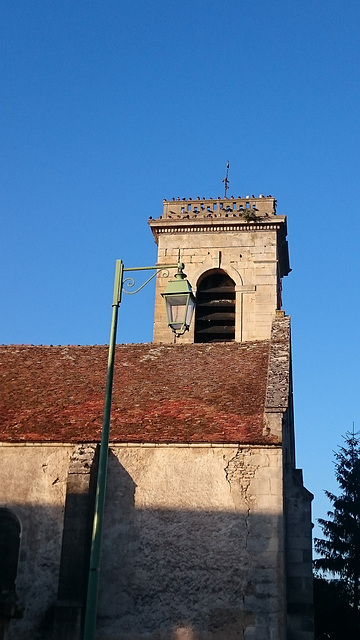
[
  {"left": 313, "top": 573, "right": 357, "bottom": 640},
  {"left": 314, "top": 430, "right": 360, "bottom": 613}
]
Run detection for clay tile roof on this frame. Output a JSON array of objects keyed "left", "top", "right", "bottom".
[{"left": 0, "top": 338, "right": 285, "bottom": 445}]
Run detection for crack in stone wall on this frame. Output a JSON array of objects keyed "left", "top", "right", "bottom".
[
  {"left": 224, "top": 447, "right": 260, "bottom": 507},
  {"left": 224, "top": 447, "right": 260, "bottom": 639}
]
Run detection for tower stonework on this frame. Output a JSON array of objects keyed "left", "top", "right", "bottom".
[{"left": 149, "top": 196, "right": 290, "bottom": 343}]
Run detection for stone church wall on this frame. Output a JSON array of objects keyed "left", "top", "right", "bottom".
[
  {"left": 99, "top": 444, "right": 285, "bottom": 640},
  {"left": 0, "top": 444, "right": 72, "bottom": 639},
  {"left": 285, "top": 466, "right": 314, "bottom": 640},
  {"left": 0, "top": 443, "right": 286, "bottom": 640}
]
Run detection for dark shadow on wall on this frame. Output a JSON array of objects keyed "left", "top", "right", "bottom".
[
  {"left": 5, "top": 452, "right": 313, "bottom": 640},
  {"left": 2, "top": 501, "right": 65, "bottom": 640},
  {"left": 4, "top": 445, "right": 100, "bottom": 640},
  {"left": 97, "top": 453, "right": 284, "bottom": 640},
  {"left": 51, "top": 444, "right": 99, "bottom": 640},
  {"left": 0, "top": 508, "right": 23, "bottom": 639}
]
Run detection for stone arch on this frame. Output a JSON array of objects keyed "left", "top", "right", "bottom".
[
  {"left": 194, "top": 269, "right": 236, "bottom": 343},
  {"left": 190, "top": 262, "right": 243, "bottom": 294}
]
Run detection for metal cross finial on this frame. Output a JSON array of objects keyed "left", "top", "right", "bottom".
[{"left": 222, "top": 161, "right": 230, "bottom": 198}]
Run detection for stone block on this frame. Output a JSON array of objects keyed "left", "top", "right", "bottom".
[
  {"left": 287, "top": 562, "right": 313, "bottom": 578},
  {"left": 248, "top": 478, "right": 271, "bottom": 495},
  {"left": 270, "top": 478, "right": 282, "bottom": 495}
]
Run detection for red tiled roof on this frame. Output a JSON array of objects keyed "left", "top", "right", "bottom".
[{"left": 0, "top": 341, "right": 278, "bottom": 444}]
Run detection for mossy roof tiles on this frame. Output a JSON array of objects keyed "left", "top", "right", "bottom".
[{"left": 0, "top": 338, "right": 285, "bottom": 444}]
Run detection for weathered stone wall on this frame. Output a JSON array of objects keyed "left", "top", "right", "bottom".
[
  {"left": 285, "top": 467, "right": 314, "bottom": 640},
  {"left": 0, "top": 443, "right": 286, "bottom": 640},
  {"left": 153, "top": 229, "right": 280, "bottom": 344},
  {"left": 52, "top": 444, "right": 98, "bottom": 640},
  {"left": 98, "top": 444, "right": 285, "bottom": 640},
  {"left": 0, "top": 444, "right": 72, "bottom": 640}
]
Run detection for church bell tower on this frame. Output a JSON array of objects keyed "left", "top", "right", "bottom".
[{"left": 149, "top": 195, "right": 290, "bottom": 343}]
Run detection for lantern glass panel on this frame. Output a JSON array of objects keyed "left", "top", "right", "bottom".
[
  {"left": 185, "top": 296, "right": 195, "bottom": 327},
  {"left": 165, "top": 293, "right": 189, "bottom": 330}
]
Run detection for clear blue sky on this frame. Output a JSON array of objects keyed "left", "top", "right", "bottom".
[{"left": 1, "top": 0, "right": 360, "bottom": 538}]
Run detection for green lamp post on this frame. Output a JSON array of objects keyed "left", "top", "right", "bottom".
[{"left": 83, "top": 259, "right": 195, "bottom": 640}]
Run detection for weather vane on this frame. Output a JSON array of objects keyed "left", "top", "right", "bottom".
[{"left": 222, "top": 161, "right": 230, "bottom": 198}]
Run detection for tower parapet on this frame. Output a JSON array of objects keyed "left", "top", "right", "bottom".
[{"left": 159, "top": 195, "right": 277, "bottom": 220}]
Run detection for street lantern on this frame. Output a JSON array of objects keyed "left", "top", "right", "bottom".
[{"left": 161, "top": 263, "right": 196, "bottom": 336}]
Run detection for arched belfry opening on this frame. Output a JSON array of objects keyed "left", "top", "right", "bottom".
[{"left": 195, "top": 270, "right": 236, "bottom": 343}]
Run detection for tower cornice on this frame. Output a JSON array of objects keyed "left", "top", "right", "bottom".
[{"left": 149, "top": 217, "right": 287, "bottom": 236}]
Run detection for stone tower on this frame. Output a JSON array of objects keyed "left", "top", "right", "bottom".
[{"left": 149, "top": 195, "right": 290, "bottom": 343}]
